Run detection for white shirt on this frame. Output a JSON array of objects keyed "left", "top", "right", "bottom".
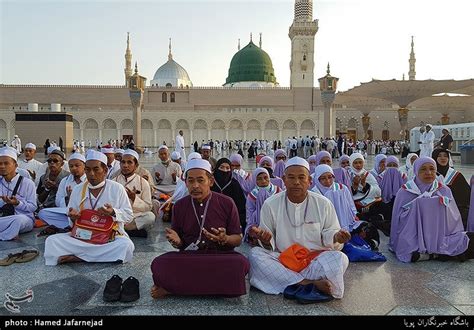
[
  {"left": 56, "top": 174, "right": 87, "bottom": 208},
  {"left": 68, "top": 180, "right": 133, "bottom": 235},
  {"left": 114, "top": 173, "right": 152, "bottom": 216},
  {"left": 259, "top": 191, "right": 342, "bottom": 253},
  {"left": 175, "top": 135, "right": 185, "bottom": 150}
]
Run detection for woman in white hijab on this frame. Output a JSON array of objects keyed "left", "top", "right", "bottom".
[{"left": 399, "top": 153, "right": 418, "bottom": 181}]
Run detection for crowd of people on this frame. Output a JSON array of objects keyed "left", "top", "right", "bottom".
[{"left": 1, "top": 128, "right": 472, "bottom": 304}]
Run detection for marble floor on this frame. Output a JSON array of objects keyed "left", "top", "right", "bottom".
[{"left": 0, "top": 150, "right": 473, "bottom": 316}]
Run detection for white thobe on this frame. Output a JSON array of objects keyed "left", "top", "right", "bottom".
[
  {"left": 114, "top": 173, "right": 155, "bottom": 230},
  {"left": 0, "top": 174, "right": 37, "bottom": 240},
  {"left": 38, "top": 174, "right": 87, "bottom": 228},
  {"left": 107, "top": 160, "right": 121, "bottom": 179},
  {"left": 249, "top": 191, "right": 349, "bottom": 298},
  {"left": 152, "top": 161, "right": 182, "bottom": 195},
  {"left": 420, "top": 131, "right": 435, "bottom": 157},
  {"left": 175, "top": 135, "right": 186, "bottom": 161},
  {"left": 44, "top": 180, "right": 135, "bottom": 265},
  {"left": 18, "top": 158, "right": 44, "bottom": 186}
]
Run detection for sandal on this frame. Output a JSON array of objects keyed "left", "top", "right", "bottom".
[
  {"left": 15, "top": 249, "right": 39, "bottom": 263},
  {"left": 0, "top": 252, "right": 23, "bottom": 266},
  {"left": 37, "top": 225, "right": 60, "bottom": 237}
]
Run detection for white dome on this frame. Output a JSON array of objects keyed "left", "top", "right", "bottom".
[{"left": 150, "top": 58, "right": 192, "bottom": 88}]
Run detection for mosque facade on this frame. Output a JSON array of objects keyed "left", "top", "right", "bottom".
[{"left": 0, "top": 0, "right": 472, "bottom": 147}]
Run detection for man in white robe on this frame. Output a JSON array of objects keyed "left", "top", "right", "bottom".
[
  {"left": 100, "top": 145, "right": 121, "bottom": 179},
  {"left": 248, "top": 157, "right": 350, "bottom": 299},
  {"left": 11, "top": 135, "right": 22, "bottom": 155},
  {"left": 38, "top": 153, "right": 87, "bottom": 229},
  {"left": 114, "top": 149, "right": 155, "bottom": 237},
  {"left": 175, "top": 130, "right": 186, "bottom": 161},
  {"left": 44, "top": 150, "right": 134, "bottom": 265},
  {"left": 152, "top": 145, "right": 182, "bottom": 196},
  {"left": 0, "top": 147, "right": 37, "bottom": 240},
  {"left": 420, "top": 124, "right": 435, "bottom": 158},
  {"left": 18, "top": 143, "right": 44, "bottom": 186}
]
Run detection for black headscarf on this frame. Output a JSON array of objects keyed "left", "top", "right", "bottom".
[
  {"left": 432, "top": 148, "right": 450, "bottom": 177},
  {"left": 213, "top": 158, "right": 232, "bottom": 188}
]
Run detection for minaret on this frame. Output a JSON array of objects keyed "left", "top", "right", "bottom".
[
  {"left": 259, "top": 33, "right": 262, "bottom": 48},
  {"left": 289, "top": 0, "right": 318, "bottom": 88},
  {"left": 408, "top": 36, "right": 416, "bottom": 80},
  {"left": 238, "top": 38, "right": 240, "bottom": 50},
  {"left": 124, "top": 32, "right": 133, "bottom": 87},
  {"left": 168, "top": 38, "right": 173, "bottom": 61}
]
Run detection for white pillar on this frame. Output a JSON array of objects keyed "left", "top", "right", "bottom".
[
  {"left": 225, "top": 129, "right": 229, "bottom": 141},
  {"left": 153, "top": 129, "right": 157, "bottom": 147},
  {"left": 243, "top": 129, "right": 247, "bottom": 141},
  {"left": 190, "top": 129, "right": 193, "bottom": 146},
  {"left": 208, "top": 129, "right": 211, "bottom": 140},
  {"left": 261, "top": 129, "right": 265, "bottom": 140},
  {"left": 278, "top": 129, "right": 282, "bottom": 143},
  {"left": 99, "top": 129, "right": 102, "bottom": 143}
]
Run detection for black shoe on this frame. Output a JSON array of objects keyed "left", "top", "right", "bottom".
[
  {"left": 126, "top": 229, "right": 148, "bottom": 238},
  {"left": 120, "top": 276, "right": 140, "bottom": 302},
  {"left": 103, "top": 275, "right": 122, "bottom": 302}
]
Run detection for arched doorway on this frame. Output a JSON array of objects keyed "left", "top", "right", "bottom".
[
  {"left": 229, "top": 119, "right": 243, "bottom": 141},
  {"left": 157, "top": 119, "right": 172, "bottom": 146},
  {"left": 141, "top": 119, "right": 154, "bottom": 146},
  {"left": 211, "top": 119, "right": 225, "bottom": 142},
  {"left": 246, "top": 119, "right": 261, "bottom": 140},
  {"left": 300, "top": 119, "right": 315, "bottom": 138},
  {"left": 264, "top": 119, "right": 279, "bottom": 141},
  {"left": 193, "top": 119, "right": 208, "bottom": 145},
  {"left": 83, "top": 119, "right": 99, "bottom": 142},
  {"left": 282, "top": 119, "right": 297, "bottom": 140},
  {"left": 102, "top": 118, "right": 117, "bottom": 143}
]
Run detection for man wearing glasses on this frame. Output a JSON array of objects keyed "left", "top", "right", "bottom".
[{"left": 37, "top": 150, "right": 69, "bottom": 209}]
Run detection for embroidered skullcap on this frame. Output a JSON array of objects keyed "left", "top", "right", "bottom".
[
  {"left": 314, "top": 164, "right": 334, "bottom": 180},
  {"left": 86, "top": 149, "right": 108, "bottom": 166},
  {"left": 68, "top": 153, "right": 86, "bottom": 163},
  {"left": 158, "top": 145, "right": 169, "bottom": 151},
  {"left": 114, "top": 148, "right": 125, "bottom": 154},
  {"left": 24, "top": 143, "right": 36, "bottom": 150},
  {"left": 171, "top": 151, "right": 181, "bottom": 160},
  {"left": 100, "top": 145, "right": 114, "bottom": 154},
  {"left": 47, "top": 146, "right": 60, "bottom": 154},
  {"left": 185, "top": 158, "right": 212, "bottom": 174},
  {"left": 0, "top": 147, "right": 17, "bottom": 162},
  {"left": 188, "top": 152, "right": 202, "bottom": 160},
  {"left": 123, "top": 149, "right": 139, "bottom": 161},
  {"left": 50, "top": 149, "right": 65, "bottom": 160},
  {"left": 284, "top": 156, "right": 309, "bottom": 172}
]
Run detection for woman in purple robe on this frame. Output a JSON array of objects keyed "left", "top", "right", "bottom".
[
  {"left": 258, "top": 156, "right": 285, "bottom": 190},
  {"left": 310, "top": 151, "right": 351, "bottom": 189},
  {"left": 389, "top": 157, "right": 474, "bottom": 263},
  {"left": 244, "top": 168, "right": 281, "bottom": 245},
  {"left": 380, "top": 156, "right": 407, "bottom": 204},
  {"left": 312, "top": 165, "right": 380, "bottom": 249},
  {"left": 468, "top": 175, "right": 474, "bottom": 232},
  {"left": 307, "top": 155, "right": 317, "bottom": 175},
  {"left": 370, "top": 154, "right": 387, "bottom": 185},
  {"left": 339, "top": 155, "right": 350, "bottom": 169},
  {"left": 273, "top": 149, "right": 287, "bottom": 179},
  {"left": 432, "top": 149, "right": 471, "bottom": 228}
]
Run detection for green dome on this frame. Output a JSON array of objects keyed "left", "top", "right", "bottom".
[{"left": 225, "top": 41, "right": 277, "bottom": 85}]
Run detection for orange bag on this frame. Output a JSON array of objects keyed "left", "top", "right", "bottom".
[
  {"left": 278, "top": 244, "right": 323, "bottom": 272},
  {"left": 71, "top": 209, "right": 117, "bottom": 244}
]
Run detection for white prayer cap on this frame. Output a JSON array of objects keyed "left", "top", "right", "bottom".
[
  {"left": 24, "top": 143, "right": 36, "bottom": 150},
  {"left": 284, "top": 156, "right": 309, "bottom": 172},
  {"left": 314, "top": 164, "right": 334, "bottom": 180},
  {"left": 188, "top": 152, "right": 202, "bottom": 160},
  {"left": 185, "top": 158, "right": 212, "bottom": 175},
  {"left": 349, "top": 152, "right": 364, "bottom": 165},
  {"left": 0, "top": 147, "right": 17, "bottom": 162},
  {"left": 86, "top": 149, "right": 108, "bottom": 166},
  {"left": 171, "top": 151, "right": 181, "bottom": 160},
  {"left": 68, "top": 153, "right": 86, "bottom": 163},
  {"left": 426, "top": 124, "right": 433, "bottom": 128},
  {"left": 158, "top": 145, "right": 169, "bottom": 151},
  {"left": 123, "top": 149, "right": 139, "bottom": 161},
  {"left": 201, "top": 144, "right": 211, "bottom": 150},
  {"left": 13, "top": 134, "right": 18, "bottom": 138},
  {"left": 114, "top": 148, "right": 125, "bottom": 154},
  {"left": 100, "top": 145, "right": 114, "bottom": 154},
  {"left": 47, "top": 146, "right": 60, "bottom": 154}
]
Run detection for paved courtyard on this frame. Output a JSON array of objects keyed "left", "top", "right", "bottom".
[{"left": 1, "top": 151, "right": 473, "bottom": 316}]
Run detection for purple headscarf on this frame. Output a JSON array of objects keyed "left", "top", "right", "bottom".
[
  {"left": 380, "top": 167, "right": 406, "bottom": 203},
  {"left": 273, "top": 149, "right": 287, "bottom": 178},
  {"left": 229, "top": 153, "right": 243, "bottom": 166},
  {"left": 385, "top": 156, "right": 399, "bottom": 167},
  {"left": 315, "top": 151, "right": 332, "bottom": 165},
  {"left": 258, "top": 156, "right": 274, "bottom": 168},
  {"left": 273, "top": 149, "right": 286, "bottom": 161},
  {"left": 307, "top": 155, "right": 318, "bottom": 174},
  {"left": 413, "top": 156, "right": 437, "bottom": 193},
  {"left": 373, "top": 154, "right": 387, "bottom": 174},
  {"left": 339, "top": 155, "right": 350, "bottom": 168}
]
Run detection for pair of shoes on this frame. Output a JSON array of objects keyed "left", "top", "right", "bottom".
[
  {"left": 295, "top": 283, "right": 333, "bottom": 304},
  {"left": 103, "top": 275, "right": 140, "bottom": 302},
  {"left": 126, "top": 229, "right": 148, "bottom": 238},
  {"left": 0, "top": 249, "right": 40, "bottom": 266},
  {"left": 411, "top": 252, "right": 431, "bottom": 262},
  {"left": 283, "top": 284, "right": 304, "bottom": 299}
]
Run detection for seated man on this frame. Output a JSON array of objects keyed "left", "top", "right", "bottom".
[
  {"left": 248, "top": 157, "right": 350, "bottom": 299},
  {"left": 152, "top": 145, "right": 182, "bottom": 196},
  {"left": 37, "top": 150, "right": 69, "bottom": 209},
  {"left": 44, "top": 150, "right": 135, "bottom": 265},
  {"left": 0, "top": 147, "right": 37, "bottom": 240},
  {"left": 18, "top": 143, "right": 43, "bottom": 186},
  {"left": 150, "top": 158, "right": 249, "bottom": 298},
  {"left": 101, "top": 145, "right": 121, "bottom": 179},
  {"left": 114, "top": 149, "right": 155, "bottom": 237},
  {"left": 38, "top": 153, "right": 87, "bottom": 230}
]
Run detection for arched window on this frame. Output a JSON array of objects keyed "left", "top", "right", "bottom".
[
  {"left": 166, "top": 83, "right": 172, "bottom": 88},
  {"left": 170, "top": 92, "right": 175, "bottom": 103},
  {"left": 162, "top": 92, "right": 167, "bottom": 103}
]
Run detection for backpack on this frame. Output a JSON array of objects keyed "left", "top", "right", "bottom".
[
  {"left": 305, "top": 140, "right": 310, "bottom": 147},
  {"left": 311, "top": 141, "right": 315, "bottom": 148},
  {"left": 291, "top": 143, "right": 297, "bottom": 150}
]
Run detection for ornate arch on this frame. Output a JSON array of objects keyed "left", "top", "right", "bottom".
[
  {"left": 141, "top": 119, "right": 153, "bottom": 129},
  {"left": 265, "top": 119, "right": 279, "bottom": 130},
  {"left": 175, "top": 119, "right": 190, "bottom": 129},
  {"left": 283, "top": 119, "right": 297, "bottom": 129},
  {"left": 211, "top": 119, "right": 225, "bottom": 129},
  {"left": 247, "top": 119, "right": 261, "bottom": 130},
  {"left": 300, "top": 119, "right": 315, "bottom": 130},
  {"left": 158, "top": 119, "right": 171, "bottom": 129},
  {"left": 84, "top": 118, "right": 98, "bottom": 129},
  {"left": 193, "top": 119, "right": 208, "bottom": 129},
  {"left": 72, "top": 119, "right": 80, "bottom": 129},
  {"left": 121, "top": 119, "right": 133, "bottom": 129},
  {"left": 103, "top": 118, "right": 117, "bottom": 129},
  {"left": 229, "top": 119, "right": 243, "bottom": 129}
]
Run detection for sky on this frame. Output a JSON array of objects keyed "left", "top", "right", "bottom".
[{"left": 1, "top": 0, "right": 473, "bottom": 91}]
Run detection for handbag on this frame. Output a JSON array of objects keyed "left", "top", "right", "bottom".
[
  {"left": 278, "top": 243, "right": 323, "bottom": 272},
  {"left": 0, "top": 176, "right": 23, "bottom": 218},
  {"left": 71, "top": 183, "right": 118, "bottom": 244}
]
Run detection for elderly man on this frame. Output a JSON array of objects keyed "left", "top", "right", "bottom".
[
  {"left": 37, "top": 153, "right": 87, "bottom": 231},
  {"left": 18, "top": 143, "right": 44, "bottom": 186},
  {"left": 200, "top": 145, "right": 217, "bottom": 170},
  {"left": 37, "top": 150, "right": 70, "bottom": 209},
  {"left": 150, "top": 158, "right": 249, "bottom": 298},
  {"left": 101, "top": 145, "right": 121, "bottom": 179},
  {"left": 171, "top": 151, "right": 186, "bottom": 172},
  {"left": 248, "top": 157, "right": 350, "bottom": 300},
  {"left": 44, "top": 150, "right": 134, "bottom": 265},
  {"left": 0, "top": 147, "right": 37, "bottom": 240},
  {"left": 114, "top": 149, "right": 155, "bottom": 238},
  {"left": 152, "top": 145, "right": 182, "bottom": 196}
]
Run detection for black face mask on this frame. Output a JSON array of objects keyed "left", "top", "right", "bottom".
[
  {"left": 213, "top": 169, "right": 232, "bottom": 186},
  {"left": 263, "top": 166, "right": 274, "bottom": 178}
]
